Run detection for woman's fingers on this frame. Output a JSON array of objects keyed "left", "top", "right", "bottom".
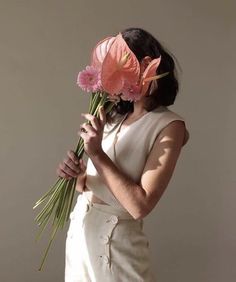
[
  {"left": 56, "top": 168, "right": 72, "bottom": 180},
  {"left": 56, "top": 160, "right": 85, "bottom": 179},
  {"left": 56, "top": 150, "right": 87, "bottom": 180},
  {"left": 80, "top": 123, "right": 97, "bottom": 136},
  {"left": 79, "top": 158, "right": 87, "bottom": 171},
  {"left": 59, "top": 162, "right": 78, "bottom": 178},
  {"left": 81, "top": 113, "right": 100, "bottom": 131},
  {"left": 57, "top": 153, "right": 79, "bottom": 178},
  {"left": 63, "top": 156, "right": 80, "bottom": 174},
  {"left": 98, "top": 106, "right": 106, "bottom": 126},
  {"left": 79, "top": 108, "right": 106, "bottom": 136},
  {"left": 67, "top": 150, "right": 80, "bottom": 166},
  {"left": 56, "top": 165, "right": 72, "bottom": 179}
]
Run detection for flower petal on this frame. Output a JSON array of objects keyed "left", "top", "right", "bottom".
[
  {"left": 77, "top": 65, "right": 102, "bottom": 92},
  {"left": 101, "top": 32, "right": 140, "bottom": 95},
  {"left": 102, "top": 72, "right": 125, "bottom": 95},
  {"left": 140, "top": 57, "right": 161, "bottom": 96},
  {"left": 90, "top": 36, "right": 116, "bottom": 70}
]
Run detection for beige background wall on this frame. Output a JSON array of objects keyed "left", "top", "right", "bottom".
[{"left": 0, "top": 1, "right": 235, "bottom": 281}]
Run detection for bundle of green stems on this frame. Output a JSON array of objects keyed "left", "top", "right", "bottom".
[{"left": 33, "top": 91, "right": 115, "bottom": 271}]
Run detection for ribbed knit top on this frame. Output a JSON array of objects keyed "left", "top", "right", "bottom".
[{"left": 83, "top": 105, "right": 189, "bottom": 211}]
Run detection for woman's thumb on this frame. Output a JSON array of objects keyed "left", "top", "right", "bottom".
[
  {"left": 99, "top": 105, "right": 106, "bottom": 124},
  {"left": 80, "top": 158, "right": 86, "bottom": 170}
]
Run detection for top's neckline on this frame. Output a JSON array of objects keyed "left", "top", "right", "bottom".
[
  {"left": 117, "top": 111, "right": 150, "bottom": 134},
  {"left": 112, "top": 111, "right": 151, "bottom": 159},
  {"left": 112, "top": 106, "right": 167, "bottom": 159},
  {"left": 115, "top": 105, "right": 166, "bottom": 136}
]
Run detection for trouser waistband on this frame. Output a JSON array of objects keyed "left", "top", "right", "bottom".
[{"left": 80, "top": 193, "right": 135, "bottom": 220}]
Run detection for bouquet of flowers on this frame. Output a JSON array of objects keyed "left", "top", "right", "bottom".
[{"left": 33, "top": 32, "right": 169, "bottom": 271}]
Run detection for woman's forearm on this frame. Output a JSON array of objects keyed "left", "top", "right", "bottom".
[{"left": 89, "top": 151, "right": 147, "bottom": 219}]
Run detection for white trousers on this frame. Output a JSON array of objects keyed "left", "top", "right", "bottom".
[{"left": 65, "top": 193, "right": 156, "bottom": 282}]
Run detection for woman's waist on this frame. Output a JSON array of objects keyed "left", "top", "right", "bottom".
[
  {"left": 74, "top": 192, "right": 135, "bottom": 220},
  {"left": 84, "top": 190, "right": 110, "bottom": 205}
]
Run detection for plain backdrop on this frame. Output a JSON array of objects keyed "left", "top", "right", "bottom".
[{"left": 0, "top": 1, "right": 235, "bottom": 281}]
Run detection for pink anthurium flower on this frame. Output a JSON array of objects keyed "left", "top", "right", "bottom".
[
  {"left": 100, "top": 33, "right": 141, "bottom": 96},
  {"left": 139, "top": 57, "right": 170, "bottom": 96},
  {"left": 90, "top": 36, "right": 116, "bottom": 70},
  {"left": 139, "top": 57, "right": 161, "bottom": 96},
  {"left": 94, "top": 32, "right": 169, "bottom": 99},
  {"left": 88, "top": 32, "right": 170, "bottom": 99}
]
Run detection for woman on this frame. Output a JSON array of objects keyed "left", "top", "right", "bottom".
[{"left": 58, "top": 27, "right": 190, "bottom": 282}]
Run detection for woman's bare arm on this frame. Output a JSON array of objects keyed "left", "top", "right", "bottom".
[{"left": 89, "top": 120, "right": 187, "bottom": 219}]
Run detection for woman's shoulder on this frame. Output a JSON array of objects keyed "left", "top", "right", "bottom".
[
  {"left": 151, "top": 105, "right": 186, "bottom": 120},
  {"left": 150, "top": 105, "right": 190, "bottom": 146}
]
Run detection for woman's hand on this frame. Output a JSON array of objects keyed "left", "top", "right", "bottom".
[
  {"left": 79, "top": 106, "right": 106, "bottom": 158},
  {"left": 56, "top": 150, "right": 87, "bottom": 192}
]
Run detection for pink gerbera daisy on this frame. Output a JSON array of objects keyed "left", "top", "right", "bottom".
[
  {"left": 120, "top": 81, "right": 142, "bottom": 102},
  {"left": 77, "top": 65, "right": 102, "bottom": 92}
]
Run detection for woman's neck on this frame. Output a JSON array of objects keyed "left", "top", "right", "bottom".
[{"left": 131, "top": 99, "right": 147, "bottom": 117}]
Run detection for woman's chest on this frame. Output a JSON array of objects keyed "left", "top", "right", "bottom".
[{"left": 101, "top": 124, "right": 152, "bottom": 183}]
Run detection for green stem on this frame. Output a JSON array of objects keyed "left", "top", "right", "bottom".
[
  {"left": 34, "top": 183, "right": 63, "bottom": 223},
  {"left": 33, "top": 178, "right": 62, "bottom": 209},
  {"left": 53, "top": 179, "right": 71, "bottom": 222},
  {"left": 52, "top": 179, "right": 71, "bottom": 226},
  {"left": 65, "top": 179, "right": 76, "bottom": 222},
  {"left": 34, "top": 91, "right": 117, "bottom": 271},
  {"left": 37, "top": 206, "right": 65, "bottom": 271}
]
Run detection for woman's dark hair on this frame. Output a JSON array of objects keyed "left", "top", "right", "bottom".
[{"left": 105, "top": 27, "right": 181, "bottom": 123}]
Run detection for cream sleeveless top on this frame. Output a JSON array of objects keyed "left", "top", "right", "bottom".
[{"left": 83, "top": 105, "right": 189, "bottom": 211}]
